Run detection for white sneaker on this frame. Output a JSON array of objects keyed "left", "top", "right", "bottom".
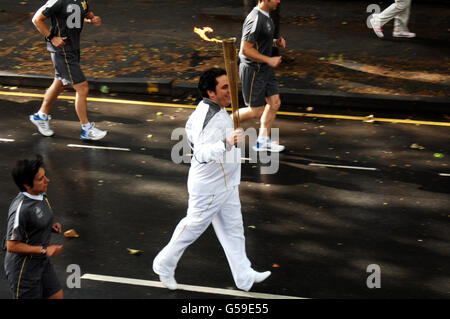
[
  {"left": 254, "top": 271, "right": 271, "bottom": 284},
  {"left": 29, "top": 113, "right": 54, "bottom": 137},
  {"left": 369, "top": 15, "right": 384, "bottom": 38},
  {"left": 159, "top": 275, "right": 178, "bottom": 290},
  {"left": 393, "top": 30, "right": 416, "bottom": 38},
  {"left": 81, "top": 122, "right": 107, "bottom": 140},
  {"left": 252, "top": 138, "right": 285, "bottom": 152}
]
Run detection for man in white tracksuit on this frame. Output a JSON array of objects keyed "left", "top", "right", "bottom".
[
  {"left": 370, "top": 0, "right": 416, "bottom": 38},
  {"left": 153, "top": 68, "right": 271, "bottom": 292}
]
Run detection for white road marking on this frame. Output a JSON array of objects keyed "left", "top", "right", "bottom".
[
  {"left": 81, "top": 273, "right": 306, "bottom": 299},
  {"left": 0, "top": 138, "right": 15, "bottom": 142},
  {"left": 308, "top": 163, "right": 378, "bottom": 171},
  {"left": 438, "top": 173, "right": 450, "bottom": 177},
  {"left": 67, "top": 144, "right": 131, "bottom": 152}
]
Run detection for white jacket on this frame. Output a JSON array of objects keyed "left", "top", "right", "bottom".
[{"left": 186, "top": 99, "right": 241, "bottom": 195}]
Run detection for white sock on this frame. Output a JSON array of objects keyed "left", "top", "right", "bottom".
[
  {"left": 81, "top": 122, "right": 92, "bottom": 130},
  {"left": 257, "top": 136, "right": 270, "bottom": 144},
  {"left": 37, "top": 111, "right": 48, "bottom": 120}
]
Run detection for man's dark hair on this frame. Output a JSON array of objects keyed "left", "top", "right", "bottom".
[
  {"left": 12, "top": 155, "right": 44, "bottom": 192},
  {"left": 198, "top": 68, "right": 227, "bottom": 99}
]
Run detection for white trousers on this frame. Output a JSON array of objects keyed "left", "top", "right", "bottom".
[
  {"left": 378, "top": 0, "right": 412, "bottom": 31},
  {"left": 153, "top": 187, "right": 256, "bottom": 291}
]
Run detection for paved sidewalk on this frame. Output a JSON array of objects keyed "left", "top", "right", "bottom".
[{"left": 0, "top": 0, "right": 448, "bottom": 111}]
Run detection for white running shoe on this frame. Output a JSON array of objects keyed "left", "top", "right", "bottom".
[
  {"left": 159, "top": 275, "right": 178, "bottom": 290},
  {"left": 29, "top": 113, "right": 54, "bottom": 137},
  {"left": 252, "top": 138, "right": 285, "bottom": 152},
  {"left": 369, "top": 15, "right": 384, "bottom": 38},
  {"left": 393, "top": 30, "right": 416, "bottom": 38},
  {"left": 81, "top": 122, "right": 107, "bottom": 140}
]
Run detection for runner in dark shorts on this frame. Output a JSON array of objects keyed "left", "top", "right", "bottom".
[
  {"left": 29, "top": 0, "right": 107, "bottom": 140},
  {"left": 4, "top": 155, "right": 64, "bottom": 299},
  {"left": 238, "top": 0, "right": 286, "bottom": 152}
]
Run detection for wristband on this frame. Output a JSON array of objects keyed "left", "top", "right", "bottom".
[{"left": 45, "top": 31, "right": 55, "bottom": 42}]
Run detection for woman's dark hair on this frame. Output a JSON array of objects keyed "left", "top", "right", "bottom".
[
  {"left": 198, "top": 68, "right": 227, "bottom": 98},
  {"left": 12, "top": 155, "right": 44, "bottom": 192}
]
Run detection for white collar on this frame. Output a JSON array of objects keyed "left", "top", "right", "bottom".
[
  {"left": 23, "top": 192, "right": 44, "bottom": 201},
  {"left": 256, "top": 6, "right": 270, "bottom": 18}
]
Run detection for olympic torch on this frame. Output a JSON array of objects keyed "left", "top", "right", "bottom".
[
  {"left": 194, "top": 27, "right": 240, "bottom": 129},
  {"left": 221, "top": 38, "right": 240, "bottom": 129}
]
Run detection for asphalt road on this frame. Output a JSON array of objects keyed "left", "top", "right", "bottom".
[{"left": 0, "top": 88, "right": 449, "bottom": 300}]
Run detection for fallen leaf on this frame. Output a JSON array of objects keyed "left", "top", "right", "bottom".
[
  {"left": 272, "top": 264, "right": 280, "bottom": 268},
  {"left": 434, "top": 153, "right": 444, "bottom": 158},
  {"left": 64, "top": 229, "right": 79, "bottom": 238},
  {"left": 100, "top": 85, "right": 109, "bottom": 94},
  {"left": 156, "top": 112, "right": 163, "bottom": 116},
  {"left": 248, "top": 225, "right": 256, "bottom": 229},
  {"left": 410, "top": 143, "right": 425, "bottom": 150},
  {"left": 127, "top": 248, "right": 143, "bottom": 255},
  {"left": 364, "top": 115, "right": 374, "bottom": 123}
]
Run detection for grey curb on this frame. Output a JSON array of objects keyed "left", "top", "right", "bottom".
[{"left": 1, "top": 71, "right": 448, "bottom": 114}]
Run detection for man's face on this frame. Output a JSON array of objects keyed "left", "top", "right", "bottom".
[
  {"left": 264, "top": 0, "right": 280, "bottom": 11},
  {"left": 208, "top": 75, "right": 230, "bottom": 108},
  {"left": 25, "top": 167, "right": 50, "bottom": 195}
]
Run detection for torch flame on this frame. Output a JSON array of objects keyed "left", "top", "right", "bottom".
[{"left": 194, "top": 26, "right": 223, "bottom": 43}]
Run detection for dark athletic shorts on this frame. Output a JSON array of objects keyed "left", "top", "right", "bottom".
[
  {"left": 5, "top": 255, "right": 62, "bottom": 299},
  {"left": 239, "top": 63, "right": 279, "bottom": 107},
  {"left": 50, "top": 49, "right": 86, "bottom": 86}
]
